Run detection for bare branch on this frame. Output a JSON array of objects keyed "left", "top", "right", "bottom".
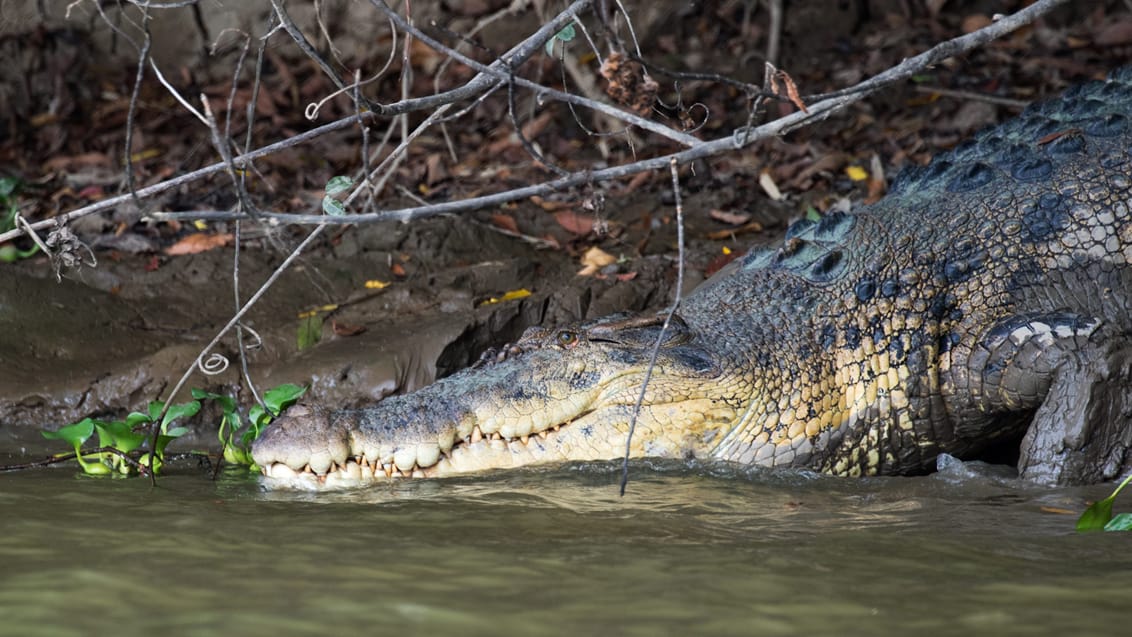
[
  {"left": 0, "top": 0, "right": 595, "bottom": 245},
  {"left": 0, "top": 0, "right": 1069, "bottom": 246}
]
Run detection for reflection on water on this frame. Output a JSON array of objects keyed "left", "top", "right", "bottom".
[{"left": 1, "top": 460, "right": 1129, "bottom": 636}]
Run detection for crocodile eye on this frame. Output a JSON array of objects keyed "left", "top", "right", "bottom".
[{"left": 556, "top": 330, "right": 579, "bottom": 348}]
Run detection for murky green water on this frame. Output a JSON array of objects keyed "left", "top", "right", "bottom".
[{"left": 1, "top": 459, "right": 1129, "bottom": 636}]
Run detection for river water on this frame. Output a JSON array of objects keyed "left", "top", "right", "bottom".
[{"left": 1, "top": 458, "right": 1128, "bottom": 636}]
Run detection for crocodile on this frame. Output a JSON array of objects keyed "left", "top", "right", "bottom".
[{"left": 253, "top": 68, "right": 1132, "bottom": 489}]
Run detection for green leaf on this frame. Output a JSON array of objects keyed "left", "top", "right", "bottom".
[
  {"left": 546, "top": 24, "right": 575, "bottom": 56},
  {"left": 240, "top": 427, "right": 260, "bottom": 448},
  {"left": 322, "top": 197, "right": 347, "bottom": 216},
  {"left": 94, "top": 420, "right": 147, "bottom": 454},
  {"left": 154, "top": 434, "right": 180, "bottom": 458},
  {"left": 164, "top": 426, "right": 190, "bottom": 438},
  {"left": 126, "top": 411, "right": 151, "bottom": 428},
  {"left": 223, "top": 446, "right": 253, "bottom": 466},
  {"left": 1079, "top": 472, "right": 1132, "bottom": 531},
  {"left": 249, "top": 404, "right": 268, "bottom": 430},
  {"left": 161, "top": 400, "right": 201, "bottom": 431},
  {"left": 193, "top": 388, "right": 238, "bottom": 413},
  {"left": 0, "top": 177, "right": 18, "bottom": 198},
  {"left": 805, "top": 207, "right": 821, "bottom": 222},
  {"left": 148, "top": 401, "right": 165, "bottom": 422},
  {"left": 1077, "top": 495, "right": 1116, "bottom": 532},
  {"left": 80, "top": 461, "right": 112, "bottom": 476},
  {"left": 297, "top": 314, "right": 323, "bottom": 350},
  {"left": 324, "top": 175, "right": 353, "bottom": 196},
  {"left": 1104, "top": 513, "right": 1132, "bottom": 531},
  {"left": 42, "top": 419, "right": 97, "bottom": 448},
  {"left": 263, "top": 383, "right": 307, "bottom": 415},
  {"left": 139, "top": 453, "right": 163, "bottom": 474}
]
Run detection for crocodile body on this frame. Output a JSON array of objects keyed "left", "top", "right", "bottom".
[{"left": 253, "top": 69, "right": 1132, "bottom": 488}]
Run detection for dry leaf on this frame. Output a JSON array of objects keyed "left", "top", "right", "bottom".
[
  {"left": 43, "top": 152, "right": 113, "bottom": 172},
  {"left": 758, "top": 171, "right": 783, "bottom": 201},
  {"left": 1096, "top": 19, "right": 1132, "bottom": 46},
  {"left": 709, "top": 208, "right": 752, "bottom": 225},
  {"left": 777, "top": 70, "right": 807, "bottom": 113},
  {"left": 490, "top": 213, "right": 520, "bottom": 234},
  {"left": 164, "top": 233, "right": 233, "bottom": 256},
  {"left": 529, "top": 195, "right": 576, "bottom": 211},
  {"left": 961, "top": 13, "right": 993, "bottom": 34},
  {"left": 578, "top": 246, "right": 616, "bottom": 276},
  {"left": 391, "top": 262, "right": 406, "bottom": 277},
  {"left": 599, "top": 51, "right": 659, "bottom": 116},
  {"left": 581, "top": 246, "right": 616, "bottom": 268},
  {"left": 520, "top": 111, "right": 555, "bottom": 141},
  {"left": 478, "top": 288, "right": 532, "bottom": 306},
  {"left": 425, "top": 153, "right": 448, "bottom": 185},
  {"left": 845, "top": 165, "right": 868, "bottom": 182},
  {"left": 619, "top": 170, "right": 651, "bottom": 194},
  {"left": 705, "top": 221, "right": 764, "bottom": 240},
  {"left": 331, "top": 320, "right": 367, "bottom": 337},
  {"left": 554, "top": 210, "right": 596, "bottom": 235}
]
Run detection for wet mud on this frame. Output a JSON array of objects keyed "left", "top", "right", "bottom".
[{"left": 0, "top": 201, "right": 732, "bottom": 453}]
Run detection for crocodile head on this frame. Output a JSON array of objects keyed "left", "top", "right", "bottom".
[{"left": 252, "top": 312, "right": 742, "bottom": 488}]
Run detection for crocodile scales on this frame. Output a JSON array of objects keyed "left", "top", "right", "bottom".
[{"left": 253, "top": 68, "right": 1132, "bottom": 488}]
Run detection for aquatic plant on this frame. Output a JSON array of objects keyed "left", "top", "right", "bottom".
[
  {"left": 38, "top": 383, "right": 304, "bottom": 476},
  {"left": 1077, "top": 473, "right": 1132, "bottom": 532},
  {"left": 192, "top": 383, "right": 306, "bottom": 468},
  {"left": 41, "top": 399, "right": 198, "bottom": 476}
]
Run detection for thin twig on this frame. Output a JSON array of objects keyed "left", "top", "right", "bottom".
[
  {"left": 620, "top": 157, "right": 685, "bottom": 496},
  {"left": 913, "top": 84, "right": 1031, "bottom": 109},
  {"left": 5, "top": 0, "right": 1066, "bottom": 245},
  {"left": 365, "top": 0, "right": 699, "bottom": 147},
  {"left": 123, "top": 6, "right": 152, "bottom": 209},
  {"left": 269, "top": 0, "right": 350, "bottom": 94},
  {"left": 0, "top": 447, "right": 151, "bottom": 475},
  {"left": 508, "top": 61, "right": 569, "bottom": 176},
  {"left": 0, "top": 0, "right": 595, "bottom": 245},
  {"left": 145, "top": 224, "right": 328, "bottom": 483}
]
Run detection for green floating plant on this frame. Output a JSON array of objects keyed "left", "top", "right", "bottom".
[
  {"left": 42, "top": 384, "right": 305, "bottom": 477},
  {"left": 1077, "top": 472, "right": 1132, "bottom": 532},
  {"left": 193, "top": 383, "right": 306, "bottom": 469},
  {"left": 41, "top": 399, "right": 199, "bottom": 476}
]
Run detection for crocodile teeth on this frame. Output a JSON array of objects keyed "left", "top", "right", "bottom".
[
  {"left": 265, "top": 463, "right": 298, "bottom": 479},
  {"left": 416, "top": 443, "right": 441, "bottom": 468},
  {"left": 537, "top": 430, "right": 548, "bottom": 439},
  {"left": 342, "top": 460, "right": 361, "bottom": 480},
  {"left": 382, "top": 463, "right": 394, "bottom": 478},
  {"left": 471, "top": 426, "right": 484, "bottom": 443},
  {"left": 438, "top": 430, "right": 456, "bottom": 454},
  {"left": 393, "top": 447, "right": 417, "bottom": 472},
  {"left": 519, "top": 435, "right": 529, "bottom": 445}
]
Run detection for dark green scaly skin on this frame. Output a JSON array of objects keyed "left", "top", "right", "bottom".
[{"left": 253, "top": 69, "right": 1132, "bottom": 489}]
